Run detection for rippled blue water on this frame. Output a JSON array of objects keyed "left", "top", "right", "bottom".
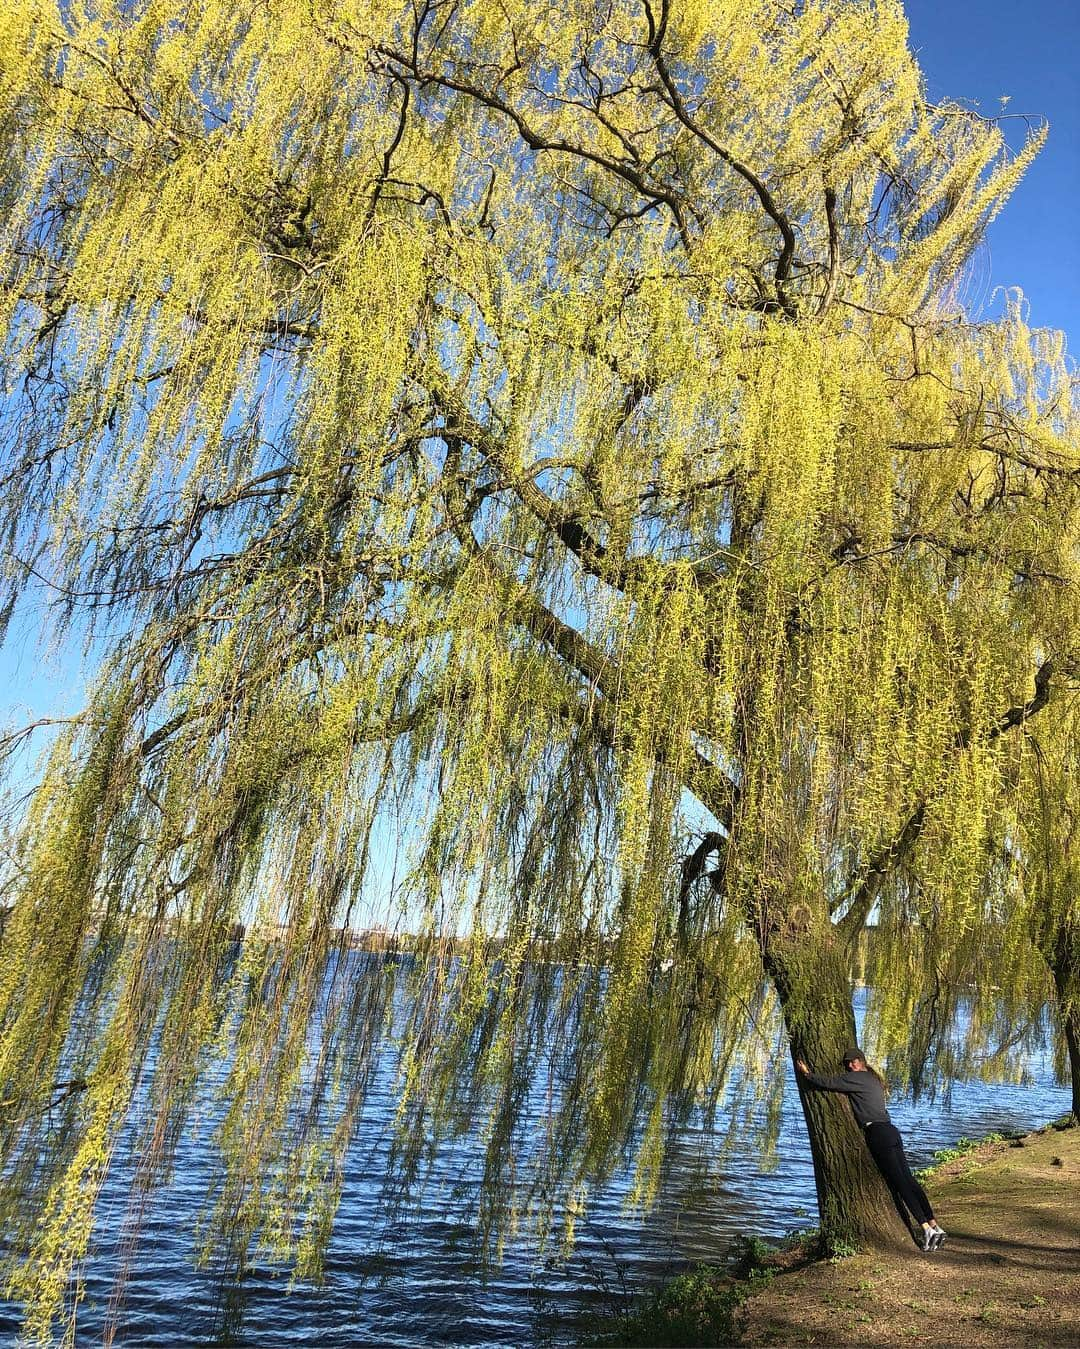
[{"left": 0, "top": 986, "right": 1070, "bottom": 1347}]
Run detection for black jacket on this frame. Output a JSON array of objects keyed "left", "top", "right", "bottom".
[{"left": 801, "top": 1069, "right": 891, "bottom": 1128}]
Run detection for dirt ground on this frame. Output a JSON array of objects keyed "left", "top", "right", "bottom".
[{"left": 738, "top": 1120, "right": 1079, "bottom": 1348}]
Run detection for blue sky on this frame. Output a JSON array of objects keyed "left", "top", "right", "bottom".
[{"left": 2, "top": 0, "right": 1078, "bottom": 739}]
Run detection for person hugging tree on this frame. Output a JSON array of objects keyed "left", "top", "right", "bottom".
[{"left": 796, "top": 1048, "right": 946, "bottom": 1252}]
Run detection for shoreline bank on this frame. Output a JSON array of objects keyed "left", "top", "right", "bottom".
[{"left": 584, "top": 1115, "right": 1078, "bottom": 1348}]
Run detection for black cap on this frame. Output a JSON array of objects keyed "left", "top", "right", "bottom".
[{"left": 842, "top": 1047, "right": 866, "bottom": 1065}]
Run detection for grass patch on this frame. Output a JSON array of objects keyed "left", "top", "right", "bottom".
[{"left": 914, "top": 1132, "right": 1006, "bottom": 1181}]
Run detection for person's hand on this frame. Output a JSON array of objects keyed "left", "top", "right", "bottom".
[{"left": 795, "top": 1058, "right": 810, "bottom": 1076}]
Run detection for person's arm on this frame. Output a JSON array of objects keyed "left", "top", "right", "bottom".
[{"left": 794, "top": 1059, "right": 857, "bottom": 1092}]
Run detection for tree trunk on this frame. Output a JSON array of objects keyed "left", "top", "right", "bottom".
[
  {"left": 1064, "top": 1006, "right": 1080, "bottom": 1123},
  {"left": 762, "top": 930, "right": 915, "bottom": 1252},
  {"left": 1051, "top": 962, "right": 1080, "bottom": 1123}
]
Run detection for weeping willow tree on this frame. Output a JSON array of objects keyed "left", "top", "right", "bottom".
[{"left": 2, "top": 0, "right": 1080, "bottom": 1338}]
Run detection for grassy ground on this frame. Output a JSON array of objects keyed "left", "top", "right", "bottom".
[{"left": 739, "top": 1117, "right": 1079, "bottom": 1348}]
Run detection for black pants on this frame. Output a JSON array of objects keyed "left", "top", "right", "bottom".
[{"left": 865, "top": 1121, "right": 934, "bottom": 1224}]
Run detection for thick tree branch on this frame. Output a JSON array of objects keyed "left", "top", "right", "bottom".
[
  {"left": 642, "top": 0, "right": 798, "bottom": 315},
  {"left": 835, "top": 656, "right": 1064, "bottom": 938},
  {"left": 373, "top": 44, "right": 693, "bottom": 249},
  {"left": 818, "top": 184, "right": 841, "bottom": 316},
  {"left": 439, "top": 463, "right": 742, "bottom": 825}
]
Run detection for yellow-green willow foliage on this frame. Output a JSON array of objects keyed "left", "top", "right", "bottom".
[
  {"left": 1, "top": 0, "right": 1079, "bottom": 1335},
  {"left": 1013, "top": 701, "right": 1080, "bottom": 1119}
]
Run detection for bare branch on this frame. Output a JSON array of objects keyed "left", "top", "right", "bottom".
[{"left": 373, "top": 44, "right": 694, "bottom": 249}]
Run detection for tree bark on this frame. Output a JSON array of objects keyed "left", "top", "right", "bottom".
[
  {"left": 1039, "top": 921, "right": 1080, "bottom": 1123},
  {"left": 1064, "top": 1005, "right": 1080, "bottom": 1123},
  {"left": 1051, "top": 962, "right": 1080, "bottom": 1123},
  {"left": 762, "top": 930, "right": 916, "bottom": 1252}
]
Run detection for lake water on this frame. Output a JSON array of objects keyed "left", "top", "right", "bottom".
[{"left": 0, "top": 984, "right": 1070, "bottom": 1347}]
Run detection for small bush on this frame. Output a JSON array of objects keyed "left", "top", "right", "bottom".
[
  {"left": 581, "top": 1228, "right": 820, "bottom": 1346},
  {"left": 583, "top": 1266, "right": 749, "bottom": 1347},
  {"left": 730, "top": 1227, "right": 820, "bottom": 1276},
  {"left": 825, "top": 1236, "right": 860, "bottom": 1261},
  {"left": 729, "top": 1234, "right": 777, "bottom": 1274}
]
